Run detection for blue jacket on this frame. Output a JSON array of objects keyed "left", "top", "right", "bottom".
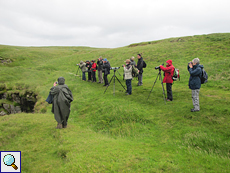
[{"left": 188, "top": 64, "right": 203, "bottom": 90}]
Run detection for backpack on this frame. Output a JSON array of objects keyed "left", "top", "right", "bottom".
[
  {"left": 132, "top": 65, "right": 139, "bottom": 77},
  {"left": 142, "top": 60, "right": 147, "bottom": 68},
  {"left": 172, "top": 68, "right": 180, "bottom": 81},
  {"left": 200, "top": 68, "right": 208, "bottom": 84}
]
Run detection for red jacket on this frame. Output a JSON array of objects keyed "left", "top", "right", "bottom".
[
  {"left": 91, "top": 63, "right": 97, "bottom": 72},
  {"left": 159, "top": 60, "right": 174, "bottom": 83}
]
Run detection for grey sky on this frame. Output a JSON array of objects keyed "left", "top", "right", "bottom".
[{"left": 0, "top": 0, "right": 229, "bottom": 48}]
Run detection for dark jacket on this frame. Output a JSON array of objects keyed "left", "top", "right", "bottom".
[
  {"left": 137, "top": 57, "right": 143, "bottom": 74},
  {"left": 159, "top": 60, "right": 174, "bottom": 83},
  {"left": 97, "top": 60, "right": 103, "bottom": 71},
  {"left": 188, "top": 64, "right": 203, "bottom": 90},
  {"left": 86, "top": 62, "right": 92, "bottom": 72},
  {"left": 103, "top": 61, "right": 111, "bottom": 75},
  {"left": 50, "top": 77, "right": 73, "bottom": 124}
]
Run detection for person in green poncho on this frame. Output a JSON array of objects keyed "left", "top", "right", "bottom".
[{"left": 50, "top": 77, "right": 73, "bottom": 129}]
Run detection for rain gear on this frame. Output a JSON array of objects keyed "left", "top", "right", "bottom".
[
  {"left": 50, "top": 77, "right": 73, "bottom": 127},
  {"left": 188, "top": 64, "right": 203, "bottom": 89},
  {"left": 159, "top": 60, "right": 174, "bottom": 83}
]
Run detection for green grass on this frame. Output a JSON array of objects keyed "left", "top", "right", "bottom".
[{"left": 0, "top": 33, "right": 230, "bottom": 172}]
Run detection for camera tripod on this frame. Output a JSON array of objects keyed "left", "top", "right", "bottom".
[
  {"left": 147, "top": 69, "right": 166, "bottom": 104},
  {"left": 75, "top": 66, "right": 81, "bottom": 79},
  {"left": 104, "top": 69, "right": 126, "bottom": 96}
]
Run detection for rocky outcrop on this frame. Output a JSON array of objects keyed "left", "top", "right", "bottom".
[{"left": 0, "top": 91, "right": 37, "bottom": 116}]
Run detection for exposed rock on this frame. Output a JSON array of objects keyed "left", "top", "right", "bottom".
[
  {"left": 0, "top": 111, "right": 7, "bottom": 116},
  {"left": 3, "top": 104, "right": 10, "bottom": 113},
  {"left": 15, "top": 106, "right": 22, "bottom": 113},
  {"left": 0, "top": 93, "right": 7, "bottom": 99}
]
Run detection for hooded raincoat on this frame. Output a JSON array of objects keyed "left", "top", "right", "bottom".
[
  {"left": 50, "top": 77, "right": 73, "bottom": 126},
  {"left": 160, "top": 60, "right": 174, "bottom": 83}
]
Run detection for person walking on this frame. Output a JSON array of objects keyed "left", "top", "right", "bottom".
[
  {"left": 188, "top": 58, "right": 203, "bottom": 112},
  {"left": 79, "top": 61, "right": 87, "bottom": 81},
  {"left": 50, "top": 77, "right": 73, "bottom": 129},
  {"left": 102, "top": 58, "right": 110, "bottom": 86},
  {"left": 91, "top": 60, "right": 97, "bottom": 82},
  {"left": 123, "top": 59, "right": 133, "bottom": 95},
  {"left": 136, "top": 54, "right": 144, "bottom": 86},
  {"left": 159, "top": 60, "right": 175, "bottom": 101},
  {"left": 97, "top": 56, "right": 104, "bottom": 84}
]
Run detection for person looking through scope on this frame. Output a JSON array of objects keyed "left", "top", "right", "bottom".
[
  {"left": 159, "top": 60, "right": 174, "bottom": 101},
  {"left": 79, "top": 61, "right": 87, "bottom": 81}
]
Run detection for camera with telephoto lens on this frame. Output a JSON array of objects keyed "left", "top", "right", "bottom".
[
  {"left": 110, "top": 67, "right": 120, "bottom": 70},
  {"left": 155, "top": 63, "right": 164, "bottom": 70}
]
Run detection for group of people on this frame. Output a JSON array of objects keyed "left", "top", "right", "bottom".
[
  {"left": 48, "top": 55, "right": 204, "bottom": 129},
  {"left": 78, "top": 54, "right": 145, "bottom": 95}
]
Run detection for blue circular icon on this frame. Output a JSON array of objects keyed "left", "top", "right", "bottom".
[{"left": 3, "top": 154, "right": 15, "bottom": 166}]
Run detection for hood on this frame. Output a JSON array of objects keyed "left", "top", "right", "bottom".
[
  {"left": 58, "top": 77, "right": 65, "bottom": 85},
  {"left": 198, "top": 64, "right": 204, "bottom": 69},
  {"left": 166, "top": 60, "right": 172, "bottom": 66}
]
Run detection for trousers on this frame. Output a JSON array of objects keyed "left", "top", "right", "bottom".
[
  {"left": 166, "top": 83, "right": 173, "bottom": 101},
  {"left": 98, "top": 70, "right": 103, "bottom": 83},
  {"left": 192, "top": 89, "right": 200, "bottom": 110},
  {"left": 126, "top": 79, "right": 132, "bottom": 94}
]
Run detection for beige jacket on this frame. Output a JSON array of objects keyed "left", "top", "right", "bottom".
[{"left": 124, "top": 65, "right": 132, "bottom": 80}]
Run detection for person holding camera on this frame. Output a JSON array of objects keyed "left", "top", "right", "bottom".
[
  {"left": 79, "top": 61, "right": 87, "bottom": 81},
  {"left": 91, "top": 60, "right": 97, "bottom": 82},
  {"left": 50, "top": 77, "right": 73, "bottom": 129},
  {"left": 86, "top": 60, "right": 92, "bottom": 81},
  {"left": 123, "top": 59, "right": 133, "bottom": 95},
  {"left": 102, "top": 58, "right": 110, "bottom": 86},
  {"left": 97, "top": 56, "right": 104, "bottom": 84},
  {"left": 159, "top": 60, "right": 174, "bottom": 101},
  {"left": 136, "top": 54, "right": 144, "bottom": 86},
  {"left": 188, "top": 58, "right": 203, "bottom": 112}
]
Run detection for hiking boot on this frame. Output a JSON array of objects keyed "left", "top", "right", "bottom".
[
  {"left": 56, "top": 123, "right": 62, "bottom": 129},
  {"left": 191, "top": 108, "right": 200, "bottom": 112}
]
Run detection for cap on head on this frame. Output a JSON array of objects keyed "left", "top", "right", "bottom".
[
  {"left": 125, "top": 59, "right": 131, "bottom": 63},
  {"left": 103, "top": 58, "right": 107, "bottom": 62},
  {"left": 130, "top": 56, "right": 135, "bottom": 61}
]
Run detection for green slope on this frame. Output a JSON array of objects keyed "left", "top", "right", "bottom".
[{"left": 0, "top": 33, "right": 230, "bottom": 172}]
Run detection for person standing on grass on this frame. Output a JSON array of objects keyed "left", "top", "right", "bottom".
[
  {"left": 159, "top": 59, "right": 174, "bottom": 101},
  {"left": 50, "top": 77, "right": 73, "bottom": 129},
  {"left": 136, "top": 54, "right": 144, "bottom": 86},
  {"left": 86, "top": 60, "right": 92, "bottom": 81},
  {"left": 123, "top": 59, "right": 133, "bottom": 95},
  {"left": 97, "top": 56, "right": 104, "bottom": 84},
  {"left": 130, "top": 56, "right": 136, "bottom": 66},
  {"left": 102, "top": 58, "right": 111, "bottom": 86},
  {"left": 188, "top": 58, "right": 203, "bottom": 112},
  {"left": 79, "top": 61, "right": 87, "bottom": 81},
  {"left": 91, "top": 60, "right": 97, "bottom": 82}
]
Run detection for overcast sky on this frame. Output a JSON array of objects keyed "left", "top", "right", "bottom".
[{"left": 0, "top": 0, "right": 229, "bottom": 48}]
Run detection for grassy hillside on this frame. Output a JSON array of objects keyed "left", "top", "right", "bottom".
[{"left": 0, "top": 33, "right": 230, "bottom": 172}]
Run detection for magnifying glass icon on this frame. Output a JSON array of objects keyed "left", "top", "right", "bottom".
[{"left": 3, "top": 154, "right": 18, "bottom": 170}]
